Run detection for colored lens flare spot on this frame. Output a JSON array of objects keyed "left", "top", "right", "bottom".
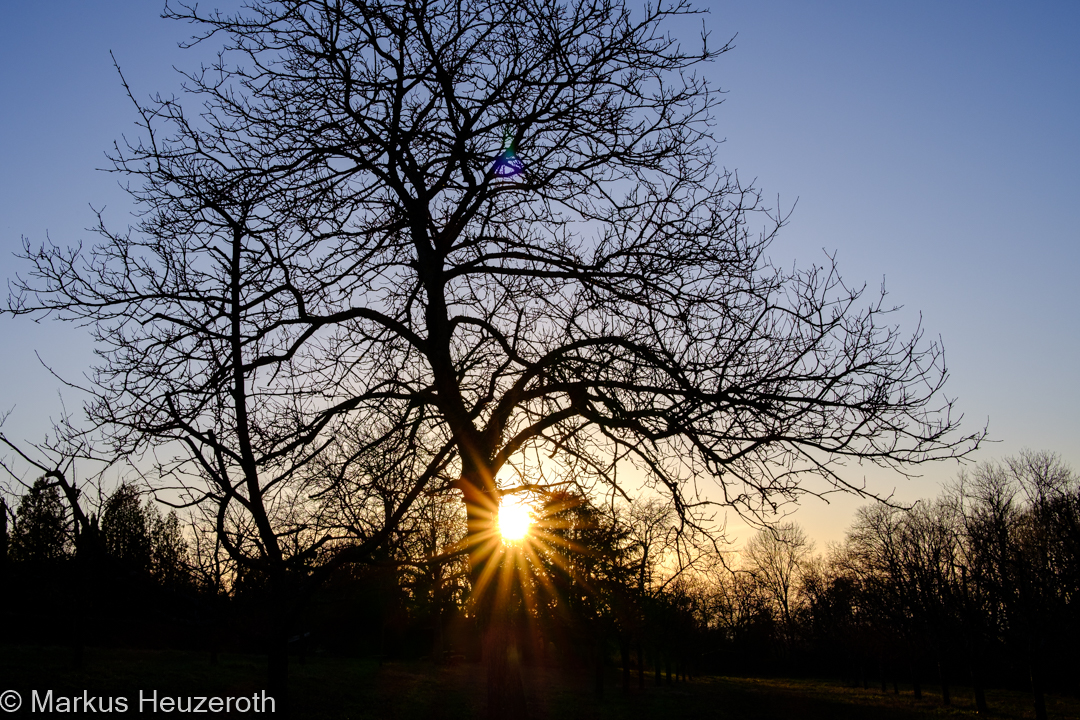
[{"left": 492, "top": 148, "right": 524, "bottom": 177}]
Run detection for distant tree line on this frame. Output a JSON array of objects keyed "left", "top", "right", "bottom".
[
  {"left": 696, "top": 450, "right": 1079, "bottom": 720},
  {"left": 4, "top": 450, "right": 1076, "bottom": 718}
]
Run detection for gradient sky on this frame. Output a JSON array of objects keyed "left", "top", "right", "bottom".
[{"left": 1, "top": 2, "right": 1077, "bottom": 547}]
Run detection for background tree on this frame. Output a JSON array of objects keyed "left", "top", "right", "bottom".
[
  {"left": 1, "top": 430, "right": 111, "bottom": 662},
  {"left": 101, "top": 482, "right": 152, "bottom": 572},
  {"left": 622, "top": 497, "right": 683, "bottom": 688},
  {"left": 8, "top": 0, "right": 980, "bottom": 714},
  {"left": 1, "top": 498, "right": 7, "bottom": 579},
  {"left": 742, "top": 521, "right": 813, "bottom": 646},
  {"left": 956, "top": 451, "right": 1079, "bottom": 720},
  {"left": 150, "top": 508, "right": 192, "bottom": 589},
  {"left": 842, "top": 504, "right": 924, "bottom": 694},
  {"left": 7, "top": 477, "right": 71, "bottom": 564},
  {"left": 701, "top": 560, "right": 774, "bottom": 675},
  {"left": 899, "top": 499, "right": 963, "bottom": 705},
  {"left": 801, "top": 548, "right": 876, "bottom": 687},
  {"left": 533, "top": 492, "right": 634, "bottom": 696}
]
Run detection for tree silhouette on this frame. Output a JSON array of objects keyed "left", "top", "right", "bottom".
[
  {"left": 743, "top": 521, "right": 813, "bottom": 645},
  {"left": 956, "top": 451, "right": 1079, "bottom": 720},
  {"left": 8, "top": 477, "right": 70, "bottom": 564},
  {"left": 7, "top": 0, "right": 979, "bottom": 714},
  {"left": 149, "top": 508, "right": 192, "bottom": 589},
  {"left": 102, "top": 482, "right": 153, "bottom": 572}
]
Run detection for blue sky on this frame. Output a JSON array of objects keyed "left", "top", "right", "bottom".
[
  {"left": 702, "top": 2, "right": 1080, "bottom": 543},
  {"left": 1, "top": 2, "right": 1077, "bottom": 545}
]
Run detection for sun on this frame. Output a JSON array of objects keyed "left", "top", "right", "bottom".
[{"left": 498, "top": 496, "right": 532, "bottom": 541}]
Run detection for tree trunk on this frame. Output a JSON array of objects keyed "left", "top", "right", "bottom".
[
  {"left": 1029, "top": 644, "right": 1048, "bottom": 720},
  {"left": 973, "top": 678, "right": 987, "bottom": 713},
  {"left": 938, "top": 656, "right": 950, "bottom": 705},
  {"left": 637, "top": 642, "right": 645, "bottom": 690},
  {"left": 594, "top": 636, "right": 605, "bottom": 697},
  {"left": 1031, "top": 682, "right": 1047, "bottom": 720},
  {"left": 966, "top": 632, "right": 987, "bottom": 712},
  {"left": 621, "top": 640, "right": 630, "bottom": 694},
  {"left": 71, "top": 531, "right": 98, "bottom": 670},
  {"left": 484, "top": 619, "right": 527, "bottom": 720},
  {"left": 267, "top": 627, "right": 289, "bottom": 719},
  {"left": 461, "top": 476, "right": 528, "bottom": 720},
  {"left": 971, "top": 661, "right": 987, "bottom": 713},
  {"left": 0, "top": 499, "right": 7, "bottom": 577}
]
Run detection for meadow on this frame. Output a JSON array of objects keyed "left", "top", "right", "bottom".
[{"left": 2, "top": 645, "right": 1077, "bottom": 719}]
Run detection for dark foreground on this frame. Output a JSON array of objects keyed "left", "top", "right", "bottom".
[{"left": 2, "top": 645, "right": 1077, "bottom": 719}]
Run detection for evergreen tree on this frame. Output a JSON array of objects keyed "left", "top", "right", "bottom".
[
  {"left": 101, "top": 482, "right": 152, "bottom": 572},
  {"left": 150, "top": 509, "right": 191, "bottom": 588},
  {"left": 9, "top": 477, "right": 70, "bottom": 563}
]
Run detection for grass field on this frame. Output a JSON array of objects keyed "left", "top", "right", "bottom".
[{"left": 1, "top": 645, "right": 1077, "bottom": 719}]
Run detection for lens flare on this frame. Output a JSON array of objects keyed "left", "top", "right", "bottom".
[
  {"left": 498, "top": 496, "right": 532, "bottom": 540},
  {"left": 492, "top": 147, "right": 524, "bottom": 178},
  {"left": 492, "top": 128, "right": 524, "bottom": 178}
]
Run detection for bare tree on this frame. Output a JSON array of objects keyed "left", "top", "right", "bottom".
[
  {"left": 843, "top": 503, "right": 926, "bottom": 695},
  {"left": 956, "top": 451, "right": 1079, "bottom": 720},
  {"left": 7, "top": 0, "right": 980, "bottom": 714},
  {"left": 742, "top": 521, "right": 813, "bottom": 642}
]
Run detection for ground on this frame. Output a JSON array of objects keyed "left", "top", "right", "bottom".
[{"left": 1, "top": 645, "right": 1076, "bottom": 719}]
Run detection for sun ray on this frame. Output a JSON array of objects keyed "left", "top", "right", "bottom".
[
  {"left": 470, "top": 536, "right": 507, "bottom": 600},
  {"left": 465, "top": 487, "right": 620, "bottom": 642}
]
